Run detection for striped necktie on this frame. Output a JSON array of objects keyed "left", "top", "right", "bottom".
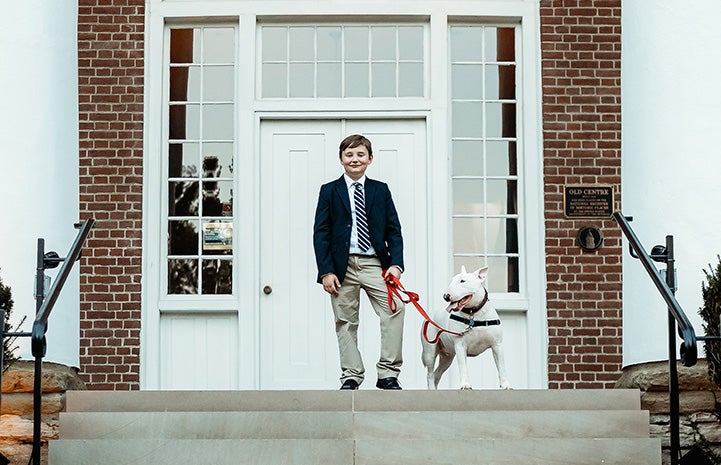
[{"left": 353, "top": 182, "right": 371, "bottom": 252}]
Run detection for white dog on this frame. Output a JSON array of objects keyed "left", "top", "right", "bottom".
[{"left": 421, "top": 266, "right": 510, "bottom": 390}]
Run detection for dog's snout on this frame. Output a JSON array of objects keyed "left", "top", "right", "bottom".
[{"left": 443, "top": 293, "right": 451, "bottom": 302}]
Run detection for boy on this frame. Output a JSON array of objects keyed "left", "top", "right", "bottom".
[{"left": 313, "top": 134, "right": 405, "bottom": 390}]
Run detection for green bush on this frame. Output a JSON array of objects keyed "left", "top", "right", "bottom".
[
  {"left": 1, "top": 271, "right": 22, "bottom": 372},
  {"left": 700, "top": 256, "right": 721, "bottom": 389}
]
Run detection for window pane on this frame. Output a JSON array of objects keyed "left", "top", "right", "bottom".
[
  {"left": 202, "top": 180, "right": 233, "bottom": 216},
  {"left": 371, "top": 27, "right": 396, "bottom": 61},
  {"left": 450, "top": 27, "right": 483, "bottom": 62},
  {"left": 486, "top": 219, "right": 514, "bottom": 255},
  {"left": 170, "top": 28, "right": 199, "bottom": 64},
  {"left": 452, "top": 140, "right": 483, "bottom": 177},
  {"left": 399, "top": 62, "right": 423, "bottom": 97},
  {"left": 372, "top": 62, "right": 395, "bottom": 97},
  {"left": 203, "top": 66, "right": 234, "bottom": 101},
  {"left": 486, "top": 103, "right": 516, "bottom": 138},
  {"left": 169, "top": 104, "right": 200, "bottom": 140},
  {"left": 169, "top": 181, "right": 199, "bottom": 216},
  {"left": 202, "top": 143, "right": 233, "bottom": 178},
  {"left": 169, "top": 66, "right": 200, "bottom": 102},
  {"left": 202, "top": 104, "right": 234, "bottom": 140},
  {"left": 452, "top": 102, "right": 483, "bottom": 138},
  {"left": 290, "top": 27, "right": 315, "bottom": 61},
  {"left": 317, "top": 27, "right": 342, "bottom": 60},
  {"left": 452, "top": 64, "right": 483, "bottom": 100},
  {"left": 202, "top": 259, "right": 232, "bottom": 294},
  {"left": 203, "top": 28, "right": 234, "bottom": 63},
  {"left": 487, "top": 255, "right": 519, "bottom": 293},
  {"left": 262, "top": 63, "right": 287, "bottom": 98},
  {"left": 345, "top": 62, "right": 369, "bottom": 97},
  {"left": 453, "top": 179, "right": 484, "bottom": 215},
  {"left": 202, "top": 221, "right": 233, "bottom": 255},
  {"left": 486, "top": 27, "right": 515, "bottom": 62},
  {"left": 344, "top": 27, "right": 368, "bottom": 61},
  {"left": 169, "top": 220, "right": 199, "bottom": 255},
  {"left": 399, "top": 26, "right": 423, "bottom": 61},
  {"left": 486, "top": 179, "right": 513, "bottom": 214},
  {"left": 453, "top": 217, "right": 484, "bottom": 254},
  {"left": 169, "top": 142, "right": 200, "bottom": 178},
  {"left": 317, "top": 63, "right": 341, "bottom": 97},
  {"left": 289, "top": 63, "right": 315, "bottom": 98},
  {"left": 486, "top": 141, "right": 516, "bottom": 177},
  {"left": 453, "top": 256, "right": 486, "bottom": 276},
  {"left": 485, "top": 64, "right": 516, "bottom": 100},
  {"left": 262, "top": 27, "right": 287, "bottom": 61},
  {"left": 168, "top": 259, "right": 198, "bottom": 294}
]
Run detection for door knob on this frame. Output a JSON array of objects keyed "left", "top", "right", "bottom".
[{"left": 263, "top": 285, "right": 272, "bottom": 295}]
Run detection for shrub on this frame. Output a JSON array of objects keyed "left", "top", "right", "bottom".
[
  {"left": 700, "top": 256, "right": 721, "bottom": 389},
  {"left": 2, "top": 271, "right": 23, "bottom": 372}
]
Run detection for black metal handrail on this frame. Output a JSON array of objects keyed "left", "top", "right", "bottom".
[
  {"left": 0, "top": 219, "right": 94, "bottom": 465},
  {"left": 613, "top": 212, "right": 698, "bottom": 366},
  {"left": 613, "top": 211, "right": 721, "bottom": 465}
]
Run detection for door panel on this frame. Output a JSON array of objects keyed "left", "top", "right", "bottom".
[
  {"left": 259, "top": 123, "right": 341, "bottom": 388},
  {"left": 259, "top": 119, "right": 428, "bottom": 389}
]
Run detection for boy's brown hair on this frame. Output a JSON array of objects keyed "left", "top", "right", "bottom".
[{"left": 339, "top": 134, "right": 373, "bottom": 158}]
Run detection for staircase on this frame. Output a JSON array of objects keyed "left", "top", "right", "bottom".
[{"left": 49, "top": 389, "right": 661, "bottom": 465}]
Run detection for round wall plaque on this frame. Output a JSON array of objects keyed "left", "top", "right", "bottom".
[{"left": 577, "top": 226, "right": 603, "bottom": 252}]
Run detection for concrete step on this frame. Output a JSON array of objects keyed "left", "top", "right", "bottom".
[
  {"left": 51, "top": 389, "right": 661, "bottom": 465},
  {"left": 64, "top": 388, "right": 641, "bottom": 413},
  {"left": 49, "top": 438, "right": 661, "bottom": 465},
  {"left": 58, "top": 409, "right": 650, "bottom": 440}
]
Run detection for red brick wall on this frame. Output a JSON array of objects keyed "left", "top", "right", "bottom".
[
  {"left": 78, "top": 0, "right": 145, "bottom": 390},
  {"left": 540, "top": 1, "right": 623, "bottom": 388},
  {"left": 75, "top": 2, "right": 623, "bottom": 390}
]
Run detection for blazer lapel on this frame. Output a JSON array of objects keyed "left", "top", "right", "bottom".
[
  {"left": 333, "top": 176, "right": 351, "bottom": 215},
  {"left": 363, "top": 178, "right": 377, "bottom": 210}
]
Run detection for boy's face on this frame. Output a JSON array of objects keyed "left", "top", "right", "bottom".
[{"left": 340, "top": 144, "right": 373, "bottom": 181}]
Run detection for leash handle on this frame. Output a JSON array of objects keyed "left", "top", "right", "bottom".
[{"left": 383, "top": 273, "right": 464, "bottom": 341}]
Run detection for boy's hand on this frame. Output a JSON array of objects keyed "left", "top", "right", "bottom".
[
  {"left": 322, "top": 273, "right": 341, "bottom": 296},
  {"left": 385, "top": 266, "right": 402, "bottom": 280}
]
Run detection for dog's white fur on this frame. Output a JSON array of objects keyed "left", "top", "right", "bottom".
[{"left": 421, "top": 266, "right": 510, "bottom": 390}]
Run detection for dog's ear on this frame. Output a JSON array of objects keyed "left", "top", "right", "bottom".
[
  {"left": 460, "top": 265, "right": 467, "bottom": 274},
  {"left": 474, "top": 266, "right": 489, "bottom": 281}
]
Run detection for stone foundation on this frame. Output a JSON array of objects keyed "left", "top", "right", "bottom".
[
  {"left": 616, "top": 359, "right": 721, "bottom": 465},
  {"left": 0, "top": 361, "right": 86, "bottom": 465}
]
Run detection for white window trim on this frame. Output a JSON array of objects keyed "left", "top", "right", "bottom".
[{"left": 142, "top": 0, "right": 546, "bottom": 389}]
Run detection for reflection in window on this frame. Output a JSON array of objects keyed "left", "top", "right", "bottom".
[
  {"left": 167, "top": 26, "right": 236, "bottom": 295},
  {"left": 450, "top": 25, "right": 519, "bottom": 293},
  {"left": 260, "top": 24, "right": 424, "bottom": 98}
]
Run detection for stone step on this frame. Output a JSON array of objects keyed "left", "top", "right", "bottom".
[
  {"left": 58, "top": 409, "right": 650, "bottom": 440},
  {"left": 64, "top": 388, "right": 641, "bottom": 413},
  {"left": 49, "top": 438, "right": 661, "bottom": 465}
]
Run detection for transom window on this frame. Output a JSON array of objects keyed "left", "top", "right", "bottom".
[
  {"left": 260, "top": 24, "right": 425, "bottom": 98},
  {"left": 450, "top": 25, "right": 520, "bottom": 293}
]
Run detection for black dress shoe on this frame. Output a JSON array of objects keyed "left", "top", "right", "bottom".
[
  {"left": 376, "top": 377, "right": 402, "bottom": 390},
  {"left": 340, "top": 379, "right": 359, "bottom": 390}
]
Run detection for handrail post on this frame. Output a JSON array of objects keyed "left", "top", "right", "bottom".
[
  {"left": 32, "top": 238, "right": 46, "bottom": 465},
  {"left": 665, "top": 235, "right": 680, "bottom": 465}
]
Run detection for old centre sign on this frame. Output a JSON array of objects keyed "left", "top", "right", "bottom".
[{"left": 563, "top": 185, "right": 614, "bottom": 219}]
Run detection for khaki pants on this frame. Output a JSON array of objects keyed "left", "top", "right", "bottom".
[{"left": 331, "top": 255, "right": 405, "bottom": 385}]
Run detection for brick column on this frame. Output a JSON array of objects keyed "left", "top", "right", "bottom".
[
  {"left": 77, "top": 0, "right": 145, "bottom": 390},
  {"left": 540, "top": 1, "right": 623, "bottom": 388}
]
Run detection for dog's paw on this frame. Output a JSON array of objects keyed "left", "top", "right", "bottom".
[
  {"left": 499, "top": 381, "right": 512, "bottom": 390},
  {"left": 460, "top": 384, "right": 472, "bottom": 390}
]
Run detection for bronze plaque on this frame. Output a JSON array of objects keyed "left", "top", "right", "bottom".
[{"left": 564, "top": 185, "right": 614, "bottom": 218}]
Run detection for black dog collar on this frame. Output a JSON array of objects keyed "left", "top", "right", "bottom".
[{"left": 450, "top": 314, "right": 501, "bottom": 327}]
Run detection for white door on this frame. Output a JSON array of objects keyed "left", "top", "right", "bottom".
[{"left": 259, "top": 119, "right": 429, "bottom": 389}]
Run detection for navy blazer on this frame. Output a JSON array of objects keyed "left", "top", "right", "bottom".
[{"left": 313, "top": 175, "right": 404, "bottom": 284}]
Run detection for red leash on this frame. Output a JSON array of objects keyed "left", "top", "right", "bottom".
[{"left": 383, "top": 273, "right": 464, "bottom": 343}]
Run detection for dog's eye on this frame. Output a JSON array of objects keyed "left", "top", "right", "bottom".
[{"left": 459, "top": 279, "right": 465, "bottom": 283}]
